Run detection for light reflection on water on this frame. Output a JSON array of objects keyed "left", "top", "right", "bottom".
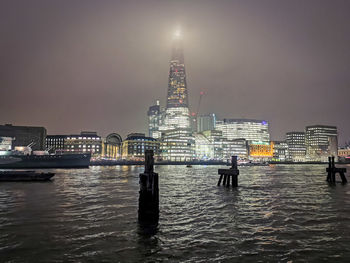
[{"left": 0, "top": 164, "right": 350, "bottom": 262}]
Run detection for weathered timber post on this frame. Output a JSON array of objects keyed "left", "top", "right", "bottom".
[
  {"left": 138, "top": 150, "right": 159, "bottom": 223},
  {"left": 218, "top": 156, "right": 239, "bottom": 187},
  {"left": 326, "top": 156, "right": 347, "bottom": 184}
]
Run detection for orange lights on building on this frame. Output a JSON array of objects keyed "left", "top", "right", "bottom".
[{"left": 249, "top": 142, "right": 274, "bottom": 157}]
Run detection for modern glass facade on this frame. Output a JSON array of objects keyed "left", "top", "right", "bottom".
[
  {"left": 147, "top": 100, "right": 162, "bottom": 139},
  {"left": 160, "top": 31, "right": 194, "bottom": 161},
  {"left": 286, "top": 132, "right": 306, "bottom": 162},
  {"left": 202, "top": 130, "right": 223, "bottom": 160},
  {"left": 161, "top": 129, "right": 194, "bottom": 161},
  {"left": 305, "top": 125, "right": 338, "bottom": 162},
  {"left": 197, "top": 113, "right": 216, "bottom": 132},
  {"left": 216, "top": 119, "right": 270, "bottom": 142}
]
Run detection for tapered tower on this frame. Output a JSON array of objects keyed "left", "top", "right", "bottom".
[{"left": 167, "top": 31, "right": 189, "bottom": 108}]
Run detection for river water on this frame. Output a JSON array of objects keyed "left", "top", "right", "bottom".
[{"left": 0, "top": 164, "right": 350, "bottom": 262}]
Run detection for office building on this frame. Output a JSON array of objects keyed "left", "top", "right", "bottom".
[
  {"left": 273, "top": 141, "right": 290, "bottom": 162},
  {"left": 222, "top": 138, "right": 248, "bottom": 161},
  {"left": 286, "top": 132, "right": 306, "bottom": 162},
  {"left": 216, "top": 119, "right": 270, "bottom": 142},
  {"left": 197, "top": 113, "right": 216, "bottom": 132},
  {"left": 161, "top": 129, "right": 195, "bottom": 161},
  {"left": 46, "top": 131, "right": 102, "bottom": 155},
  {"left": 194, "top": 133, "right": 214, "bottom": 160},
  {"left": 305, "top": 125, "right": 338, "bottom": 162},
  {"left": 159, "top": 30, "right": 194, "bottom": 161},
  {"left": 122, "top": 133, "right": 160, "bottom": 161},
  {"left": 0, "top": 124, "right": 47, "bottom": 150},
  {"left": 202, "top": 130, "right": 223, "bottom": 160},
  {"left": 148, "top": 100, "right": 162, "bottom": 139}
]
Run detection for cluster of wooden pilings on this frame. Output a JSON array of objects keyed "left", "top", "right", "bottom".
[
  {"left": 138, "top": 150, "right": 159, "bottom": 223},
  {"left": 326, "top": 156, "right": 347, "bottom": 184},
  {"left": 217, "top": 156, "right": 239, "bottom": 187}
]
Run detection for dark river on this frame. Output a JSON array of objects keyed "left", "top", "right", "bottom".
[{"left": 1, "top": 164, "right": 350, "bottom": 262}]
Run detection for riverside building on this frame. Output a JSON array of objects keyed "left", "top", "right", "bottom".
[
  {"left": 121, "top": 133, "right": 160, "bottom": 161},
  {"left": 286, "top": 132, "right": 306, "bottom": 162},
  {"left": 46, "top": 131, "right": 102, "bottom": 156},
  {"left": 305, "top": 125, "right": 338, "bottom": 162},
  {"left": 159, "top": 30, "right": 195, "bottom": 161},
  {"left": 273, "top": 141, "right": 290, "bottom": 162},
  {"left": 197, "top": 114, "right": 216, "bottom": 133},
  {"left": 216, "top": 119, "right": 270, "bottom": 143},
  {"left": 101, "top": 133, "right": 122, "bottom": 159}
]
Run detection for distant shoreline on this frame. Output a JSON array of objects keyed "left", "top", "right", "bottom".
[{"left": 89, "top": 160, "right": 349, "bottom": 166}]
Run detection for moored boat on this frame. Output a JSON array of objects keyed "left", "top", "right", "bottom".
[
  {"left": 0, "top": 170, "right": 55, "bottom": 181},
  {"left": 0, "top": 146, "right": 91, "bottom": 169}
]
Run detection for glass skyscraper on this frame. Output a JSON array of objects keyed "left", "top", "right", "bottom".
[{"left": 160, "top": 31, "right": 194, "bottom": 161}]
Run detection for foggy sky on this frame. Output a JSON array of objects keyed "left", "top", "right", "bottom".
[{"left": 1, "top": 0, "right": 350, "bottom": 144}]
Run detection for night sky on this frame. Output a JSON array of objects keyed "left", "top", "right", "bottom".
[{"left": 1, "top": 0, "right": 349, "bottom": 144}]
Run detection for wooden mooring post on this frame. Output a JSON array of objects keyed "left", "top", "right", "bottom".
[
  {"left": 326, "top": 156, "right": 347, "bottom": 184},
  {"left": 138, "top": 150, "right": 159, "bottom": 222},
  {"left": 218, "top": 156, "right": 239, "bottom": 187}
]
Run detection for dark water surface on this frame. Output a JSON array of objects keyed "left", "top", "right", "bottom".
[{"left": 1, "top": 165, "right": 350, "bottom": 262}]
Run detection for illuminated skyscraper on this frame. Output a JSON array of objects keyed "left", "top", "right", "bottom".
[
  {"left": 163, "top": 30, "right": 191, "bottom": 130},
  {"left": 167, "top": 31, "right": 188, "bottom": 109},
  {"left": 160, "top": 30, "right": 194, "bottom": 161}
]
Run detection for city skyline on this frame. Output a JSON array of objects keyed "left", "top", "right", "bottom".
[{"left": 1, "top": 0, "right": 350, "bottom": 143}]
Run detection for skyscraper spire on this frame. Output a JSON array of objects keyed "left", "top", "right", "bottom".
[{"left": 167, "top": 29, "right": 189, "bottom": 109}]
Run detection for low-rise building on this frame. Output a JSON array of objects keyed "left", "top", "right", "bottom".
[
  {"left": 273, "top": 141, "right": 290, "bottom": 162},
  {"left": 46, "top": 131, "right": 102, "bottom": 156},
  {"left": 122, "top": 133, "right": 160, "bottom": 161},
  {"left": 101, "top": 133, "right": 122, "bottom": 159}
]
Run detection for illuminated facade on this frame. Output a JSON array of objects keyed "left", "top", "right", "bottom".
[
  {"left": 248, "top": 141, "right": 274, "bottom": 160},
  {"left": 222, "top": 138, "right": 248, "bottom": 161},
  {"left": 338, "top": 148, "right": 350, "bottom": 158},
  {"left": 197, "top": 114, "right": 216, "bottom": 132},
  {"left": 122, "top": 133, "right": 160, "bottom": 161},
  {"left": 305, "top": 125, "right": 338, "bottom": 162},
  {"left": 159, "top": 31, "right": 194, "bottom": 161},
  {"left": 216, "top": 119, "right": 270, "bottom": 142},
  {"left": 148, "top": 100, "right": 162, "bottom": 139},
  {"left": 161, "top": 129, "right": 195, "bottom": 161},
  {"left": 46, "top": 131, "right": 102, "bottom": 156},
  {"left": 101, "top": 133, "right": 122, "bottom": 159},
  {"left": 202, "top": 130, "right": 223, "bottom": 160},
  {"left": 273, "top": 141, "right": 290, "bottom": 161},
  {"left": 286, "top": 132, "right": 306, "bottom": 162},
  {"left": 0, "top": 137, "right": 13, "bottom": 151},
  {"left": 194, "top": 133, "right": 214, "bottom": 160}
]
